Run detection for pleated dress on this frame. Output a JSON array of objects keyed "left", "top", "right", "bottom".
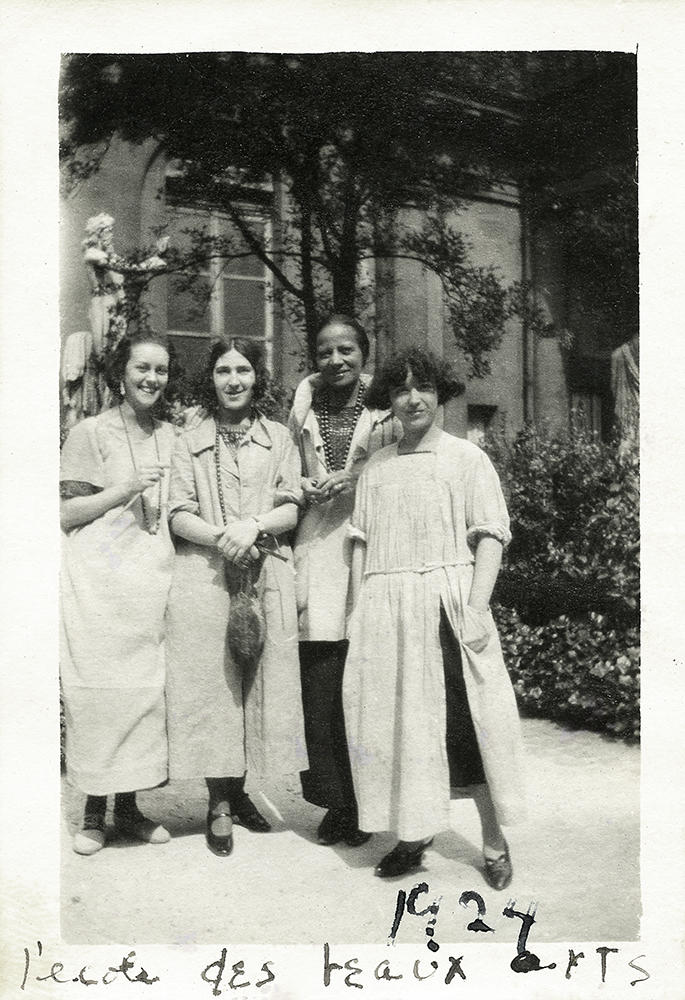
[{"left": 343, "top": 431, "right": 525, "bottom": 841}]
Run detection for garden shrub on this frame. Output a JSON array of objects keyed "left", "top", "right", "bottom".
[
  {"left": 488, "top": 426, "right": 639, "bottom": 740},
  {"left": 494, "top": 605, "right": 640, "bottom": 740}
]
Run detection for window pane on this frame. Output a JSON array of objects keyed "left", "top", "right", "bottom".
[
  {"left": 220, "top": 218, "right": 265, "bottom": 277},
  {"left": 223, "top": 278, "right": 266, "bottom": 340},
  {"left": 167, "top": 208, "right": 210, "bottom": 260},
  {"left": 168, "top": 334, "right": 212, "bottom": 377},
  {"left": 167, "top": 275, "right": 211, "bottom": 333}
]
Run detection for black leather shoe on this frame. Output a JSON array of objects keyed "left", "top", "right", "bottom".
[
  {"left": 317, "top": 809, "right": 346, "bottom": 845},
  {"left": 344, "top": 827, "right": 372, "bottom": 847},
  {"left": 206, "top": 810, "right": 234, "bottom": 856},
  {"left": 231, "top": 796, "right": 271, "bottom": 833},
  {"left": 482, "top": 841, "right": 513, "bottom": 891},
  {"left": 375, "top": 838, "right": 433, "bottom": 878}
]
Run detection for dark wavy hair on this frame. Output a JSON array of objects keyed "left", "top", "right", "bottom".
[
  {"left": 317, "top": 313, "right": 371, "bottom": 365},
  {"left": 105, "top": 331, "right": 181, "bottom": 406},
  {"left": 194, "top": 338, "right": 272, "bottom": 417},
  {"left": 365, "top": 346, "right": 465, "bottom": 409}
]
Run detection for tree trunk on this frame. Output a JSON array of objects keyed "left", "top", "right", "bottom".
[
  {"left": 332, "top": 262, "right": 356, "bottom": 315},
  {"left": 333, "top": 175, "right": 359, "bottom": 315},
  {"left": 298, "top": 197, "right": 321, "bottom": 364}
]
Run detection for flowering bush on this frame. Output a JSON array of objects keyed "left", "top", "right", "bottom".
[
  {"left": 488, "top": 426, "right": 639, "bottom": 740},
  {"left": 494, "top": 605, "right": 640, "bottom": 740}
]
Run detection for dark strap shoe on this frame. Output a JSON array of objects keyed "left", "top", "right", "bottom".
[
  {"left": 344, "top": 827, "right": 372, "bottom": 847},
  {"left": 206, "top": 809, "right": 234, "bottom": 856},
  {"left": 483, "top": 841, "right": 513, "bottom": 891},
  {"left": 318, "top": 808, "right": 371, "bottom": 847},
  {"left": 231, "top": 795, "right": 271, "bottom": 833},
  {"left": 374, "top": 838, "right": 434, "bottom": 878},
  {"left": 317, "top": 808, "right": 346, "bottom": 845}
]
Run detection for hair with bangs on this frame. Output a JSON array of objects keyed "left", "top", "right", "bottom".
[
  {"left": 195, "top": 338, "right": 271, "bottom": 416},
  {"left": 365, "top": 346, "right": 464, "bottom": 409}
]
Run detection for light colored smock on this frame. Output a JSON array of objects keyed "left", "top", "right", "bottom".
[
  {"left": 60, "top": 408, "right": 175, "bottom": 795},
  {"left": 288, "top": 372, "right": 396, "bottom": 641},
  {"left": 164, "top": 415, "right": 308, "bottom": 779},
  {"left": 343, "top": 431, "right": 525, "bottom": 840}
]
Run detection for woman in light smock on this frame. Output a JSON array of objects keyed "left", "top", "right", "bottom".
[
  {"left": 60, "top": 332, "right": 176, "bottom": 855},
  {"left": 289, "top": 315, "right": 396, "bottom": 848},
  {"left": 344, "top": 347, "right": 525, "bottom": 887},
  {"left": 165, "top": 339, "right": 307, "bottom": 857}
]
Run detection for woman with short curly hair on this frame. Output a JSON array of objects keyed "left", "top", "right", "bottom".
[{"left": 344, "top": 346, "right": 525, "bottom": 887}]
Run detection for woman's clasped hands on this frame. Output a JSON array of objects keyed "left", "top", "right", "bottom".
[
  {"left": 302, "top": 469, "right": 356, "bottom": 505},
  {"left": 216, "top": 518, "right": 260, "bottom": 568}
]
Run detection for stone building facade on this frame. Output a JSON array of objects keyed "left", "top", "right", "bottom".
[{"left": 60, "top": 55, "right": 636, "bottom": 442}]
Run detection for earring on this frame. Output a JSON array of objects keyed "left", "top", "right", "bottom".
[{"left": 119, "top": 381, "right": 125, "bottom": 397}]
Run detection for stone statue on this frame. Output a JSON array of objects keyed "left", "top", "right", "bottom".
[{"left": 62, "top": 214, "right": 169, "bottom": 427}]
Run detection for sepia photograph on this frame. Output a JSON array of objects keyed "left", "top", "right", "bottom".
[
  {"left": 3, "top": 3, "right": 685, "bottom": 997},
  {"left": 57, "top": 50, "right": 639, "bottom": 948}
]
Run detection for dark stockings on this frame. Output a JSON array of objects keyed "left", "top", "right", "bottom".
[
  {"left": 113, "top": 791, "right": 148, "bottom": 825},
  {"left": 83, "top": 794, "right": 107, "bottom": 832},
  {"left": 205, "top": 776, "right": 248, "bottom": 814},
  {"left": 205, "top": 776, "right": 247, "bottom": 838},
  {"left": 83, "top": 792, "right": 152, "bottom": 832}
]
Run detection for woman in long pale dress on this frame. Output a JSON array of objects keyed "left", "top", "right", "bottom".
[
  {"left": 288, "top": 315, "right": 396, "bottom": 847},
  {"left": 344, "top": 347, "right": 525, "bottom": 887},
  {"left": 165, "top": 339, "right": 307, "bottom": 857},
  {"left": 60, "top": 332, "right": 176, "bottom": 855}
]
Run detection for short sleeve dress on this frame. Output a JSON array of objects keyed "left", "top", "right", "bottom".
[
  {"left": 60, "top": 408, "right": 176, "bottom": 796},
  {"left": 343, "top": 430, "right": 525, "bottom": 842}
]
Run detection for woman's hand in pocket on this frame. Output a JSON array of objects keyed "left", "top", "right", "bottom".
[{"left": 461, "top": 605, "right": 492, "bottom": 654}]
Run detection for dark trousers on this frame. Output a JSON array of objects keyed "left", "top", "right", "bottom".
[
  {"left": 440, "top": 606, "right": 486, "bottom": 787},
  {"left": 299, "top": 640, "right": 357, "bottom": 813}
]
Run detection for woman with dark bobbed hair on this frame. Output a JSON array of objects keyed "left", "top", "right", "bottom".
[
  {"left": 165, "top": 338, "right": 307, "bottom": 857},
  {"left": 60, "top": 331, "right": 177, "bottom": 855},
  {"left": 288, "top": 315, "right": 397, "bottom": 848},
  {"left": 344, "top": 347, "right": 525, "bottom": 886}
]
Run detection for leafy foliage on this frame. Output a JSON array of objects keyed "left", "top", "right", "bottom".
[
  {"left": 488, "top": 427, "right": 639, "bottom": 740},
  {"left": 490, "top": 425, "right": 639, "bottom": 626},
  {"left": 495, "top": 606, "right": 640, "bottom": 741},
  {"left": 60, "top": 52, "right": 560, "bottom": 373}
]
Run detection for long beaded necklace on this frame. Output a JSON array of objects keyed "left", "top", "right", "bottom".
[
  {"left": 119, "top": 406, "right": 162, "bottom": 535},
  {"left": 317, "top": 380, "right": 367, "bottom": 472}
]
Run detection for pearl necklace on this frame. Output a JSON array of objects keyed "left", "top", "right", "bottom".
[
  {"left": 318, "top": 381, "right": 366, "bottom": 473},
  {"left": 119, "top": 406, "right": 162, "bottom": 535}
]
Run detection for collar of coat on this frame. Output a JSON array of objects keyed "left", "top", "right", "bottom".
[
  {"left": 290, "top": 371, "right": 375, "bottom": 432},
  {"left": 185, "top": 412, "right": 274, "bottom": 455}
]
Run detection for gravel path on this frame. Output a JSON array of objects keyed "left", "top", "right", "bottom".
[{"left": 61, "top": 717, "right": 640, "bottom": 945}]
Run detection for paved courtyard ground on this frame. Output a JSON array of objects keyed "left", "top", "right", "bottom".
[{"left": 61, "top": 717, "right": 640, "bottom": 946}]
